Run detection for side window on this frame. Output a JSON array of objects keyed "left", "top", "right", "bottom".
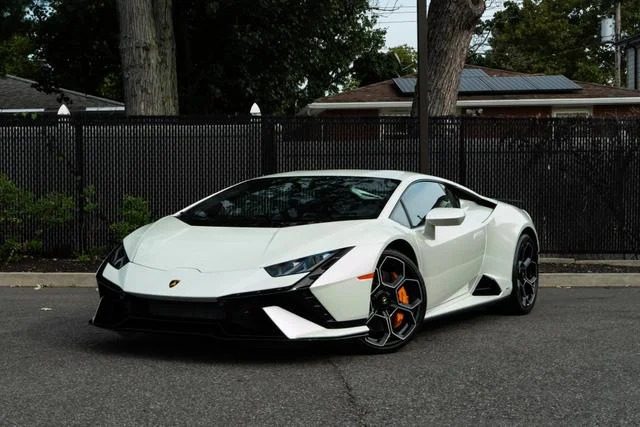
[
  {"left": 401, "top": 182, "right": 454, "bottom": 228},
  {"left": 444, "top": 186, "right": 461, "bottom": 209},
  {"left": 390, "top": 202, "right": 411, "bottom": 228}
]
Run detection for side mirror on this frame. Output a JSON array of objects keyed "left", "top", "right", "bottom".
[{"left": 424, "top": 208, "right": 465, "bottom": 239}]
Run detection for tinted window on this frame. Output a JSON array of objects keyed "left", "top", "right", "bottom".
[
  {"left": 444, "top": 186, "right": 461, "bottom": 209},
  {"left": 401, "top": 182, "right": 454, "bottom": 227},
  {"left": 390, "top": 203, "right": 411, "bottom": 228},
  {"left": 179, "top": 176, "right": 400, "bottom": 227}
]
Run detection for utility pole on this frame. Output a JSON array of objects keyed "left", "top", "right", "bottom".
[
  {"left": 417, "top": 0, "right": 429, "bottom": 174},
  {"left": 615, "top": 1, "right": 622, "bottom": 87}
]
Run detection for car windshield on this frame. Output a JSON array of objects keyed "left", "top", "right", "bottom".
[{"left": 178, "top": 176, "right": 400, "bottom": 227}]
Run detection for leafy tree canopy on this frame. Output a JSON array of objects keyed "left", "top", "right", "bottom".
[
  {"left": 473, "top": 0, "right": 640, "bottom": 84},
  {"left": 2, "top": 0, "right": 385, "bottom": 114},
  {"left": 175, "top": 0, "right": 384, "bottom": 114},
  {"left": 30, "top": 0, "right": 122, "bottom": 99},
  {"left": 351, "top": 44, "right": 417, "bottom": 87},
  {"left": 0, "top": 0, "right": 38, "bottom": 76}
]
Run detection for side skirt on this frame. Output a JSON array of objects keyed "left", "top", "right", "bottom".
[{"left": 423, "top": 290, "right": 507, "bottom": 321}]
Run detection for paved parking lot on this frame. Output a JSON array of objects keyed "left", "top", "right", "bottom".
[{"left": 1, "top": 287, "right": 639, "bottom": 426}]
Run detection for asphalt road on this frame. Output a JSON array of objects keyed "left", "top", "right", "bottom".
[{"left": 1, "top": 287, "right": 639, "bottom": 426}]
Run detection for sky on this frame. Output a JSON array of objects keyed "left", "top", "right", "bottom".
[{"left": 375, "top": 0, "right": 504, "bottom": 48}]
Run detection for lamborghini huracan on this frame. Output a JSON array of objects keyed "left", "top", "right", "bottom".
[{"left": 91, "top": 170, "right": 539, "bottom": 352}]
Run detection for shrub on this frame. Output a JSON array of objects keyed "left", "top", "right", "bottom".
[
  {"left": 0, "top": 174, "right": 74, "bottom": 263},
  {"left": 110, "top": 196, "right": 152, "bottom": 241}
]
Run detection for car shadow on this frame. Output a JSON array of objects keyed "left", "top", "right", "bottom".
[
  {"left": 83, "top": 331, "right": 357, "bottom": 364},
  {"left": 26, "top": 303, "right": 500, "bottom": 364},
  {"left": 417, "top": 304, "right": 497, "bottom": 338},
  {"left": 83, "top": 306, "right": 498, "bottom": 362}
]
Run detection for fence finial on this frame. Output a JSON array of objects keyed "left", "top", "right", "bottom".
[
  {"left": 250, "top": 103, "right": 261, "bottom": 116},
  {"left": 57, "top": 104, "right": 71, "bottom": 115}
]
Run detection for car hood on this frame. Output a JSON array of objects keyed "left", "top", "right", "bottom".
[{"left": 126, "top": 216, "right": 376, "bottom": 273}]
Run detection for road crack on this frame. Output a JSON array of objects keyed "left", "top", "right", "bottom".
[{"left": 328, "top": 359, "right": 368, "bottom": 427}]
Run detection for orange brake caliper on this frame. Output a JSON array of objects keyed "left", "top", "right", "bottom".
[
  {"left": 397, "top": 286, "right": 409, "bottom": 305},
  {"left": 392, "top": 277, "right": 410, "bottom": 329}
]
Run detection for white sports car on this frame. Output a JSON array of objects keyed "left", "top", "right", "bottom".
[{"left": 91, "top": 170, "right": 539, "bottom": 352}]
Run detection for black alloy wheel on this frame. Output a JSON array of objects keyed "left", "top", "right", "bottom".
[
  {"left": 359, "top": 250, "right": 427, "bottom": 353},
  {"left": 503, "top": 233, "right": 539, "bottom": 314}
]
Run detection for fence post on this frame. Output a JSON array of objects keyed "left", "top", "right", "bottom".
[
  {"left": 261, "top": 117, "right": 276, "bottom": 175},
  {"left": 458, "top": 116, "right": 467, "bottom": 186},
  {"left": 74, "top": 117, "right": 85, "bottom": 253}
]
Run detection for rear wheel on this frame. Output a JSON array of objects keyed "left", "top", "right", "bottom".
[
  {"left": 358, "top": 250, "right": 427, "bottom": 353},
  {"left": 502, "top": 233, "right": 539, "bottom": 315}
]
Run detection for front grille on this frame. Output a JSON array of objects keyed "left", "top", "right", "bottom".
[
  {"left": 99, "top": 295, "right": 283, "bottom": 339},
  {"left": 139, "top": 299, "right": 226, "bottom": 321},
  {"left": 93, "top": 273, "right": 365, "bottom": 339}
]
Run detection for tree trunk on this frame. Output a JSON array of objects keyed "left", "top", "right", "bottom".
[
  {"left": 413, "top": 0, "right": 485, "bottom": 117},
  {"left": 116, "top": 0, "right": 178, "bottom": 115}
]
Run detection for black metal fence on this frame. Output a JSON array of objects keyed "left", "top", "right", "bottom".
[{"left": 1, "top": 115, "right": 639, "bottom": 254}]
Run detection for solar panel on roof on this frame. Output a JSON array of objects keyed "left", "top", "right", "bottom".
[
  {"left": 393, "top": 77, "right": 416, "bottom": 95},
  {"left": 524, "top": 75, "right": 582, "bottom": 91},
  {"left": 458, "top": 77, "right": 493, "bottom": 92},
  {"left": 392, "top": 73, "right": 581, "bottom": 95},
  {"left": 458, "top": 74, "right": 581, "bottom": 94},
  {"left": 482, "top": 76, "right": 537, "bottom": 92},
  {"left": 461, "top": 68, "right": 490, "bottom": 78}
]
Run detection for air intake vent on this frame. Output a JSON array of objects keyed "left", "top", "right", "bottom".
[{"left": 473, "top": 276, "right": 502, "bottom": 296}]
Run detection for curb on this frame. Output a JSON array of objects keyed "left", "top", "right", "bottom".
[
  {"left": 1, "top": 272, "right": 640, "bottom": 289},
  {"left": 540, "top": 257, "right": 640, "bottom": 267},
  {"left": 540, "top": 273, "right": 640, "bottom": 288},
  {"left": 0, "top": 272, "right": 96, "bottom": 288}
]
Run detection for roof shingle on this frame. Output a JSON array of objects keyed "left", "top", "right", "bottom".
[{"left": 0, "top": 75, "right": 124, "bottom": 111}]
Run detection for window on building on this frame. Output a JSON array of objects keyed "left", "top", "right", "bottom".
[{"left": 552, "top": 107, "right": 593, "bottom": 118}]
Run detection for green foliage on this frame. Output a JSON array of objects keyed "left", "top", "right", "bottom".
[
  {"left": 0, "top": 34, "right": 39, "bottom": 77},
  {"left": 476, "top": 0, "right": 640, "bottom": 84},
  {"left": 76, "top": 253, "right": 92, "bottom": 263},
  {"left": 0, "top": 174, "right": 74, "bottom": 263},
  {"left": 0, "top": 0, "right": 37, "bottom": 77},
  {"left": 110, "top": 196, "right": 151, "bottom": 241},
  {"left": 174, "top": 0, "right": 385, "bottom": 114},
  {"left": 82, "top": 185, "right": 98, "bottom": 214},
  {"left": 30, "top": 0, "right": 122, "bottom": 99},
  {"left": 31, "top": 193, "right": 75, "bottom": 225},
  {"left": 6, "top": 0, "right": 384, "bottom": 113},
  {"left": 351, "top": 45, "right": 417, "bottom": 87},
  {"left": 0, "top": 174, "right": 32, "bottom": 236},
  {"left": 0, "top": 176, "right": 153, "bottom": 262}
]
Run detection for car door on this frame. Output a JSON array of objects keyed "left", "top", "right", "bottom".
[{"left": 397, "top": 181, "right": 487, "bottom": 309}]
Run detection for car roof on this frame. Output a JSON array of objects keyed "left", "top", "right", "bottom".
[
  {"left": 262, "top": 170, "right": 497, "bottom": 207},
  {"left": 264, "top": 169, "right": 433, "bottom": 182}
]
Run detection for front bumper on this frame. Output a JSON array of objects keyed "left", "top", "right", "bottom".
[{"left": 91, "top": 275, "right": 368, "bottom": 341}]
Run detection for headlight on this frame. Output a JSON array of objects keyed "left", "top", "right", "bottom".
[
  {"left": 107, "top": 244, "right": 129, "bottom": 270},
  {"left": 265, "top": 250, "right": 340, "bottom": 277}
]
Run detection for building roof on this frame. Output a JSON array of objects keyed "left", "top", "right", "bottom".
[
  {"left": 618, "top": 34, "right": 640, "bottom": 47},
  {"left": 314, "top": 66, "right": 640, "bottom": 105},
  {"left": 0, "top": 75, "right": 124, "bottom": 113}
]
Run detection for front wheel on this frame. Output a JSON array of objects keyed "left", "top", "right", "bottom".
[
  {"left": 502, "top": 233, "right": 539, "bottom": 315},
  {"left": 358, "top": 250, "right": 427, "bottom": 353}
]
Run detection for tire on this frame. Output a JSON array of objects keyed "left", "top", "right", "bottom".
[
  {"left": 502, "top": 233, "right": 539, "bottom": 315},
  {"left": 358, "top": 249, "right": 427, "bottom": 353}
]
